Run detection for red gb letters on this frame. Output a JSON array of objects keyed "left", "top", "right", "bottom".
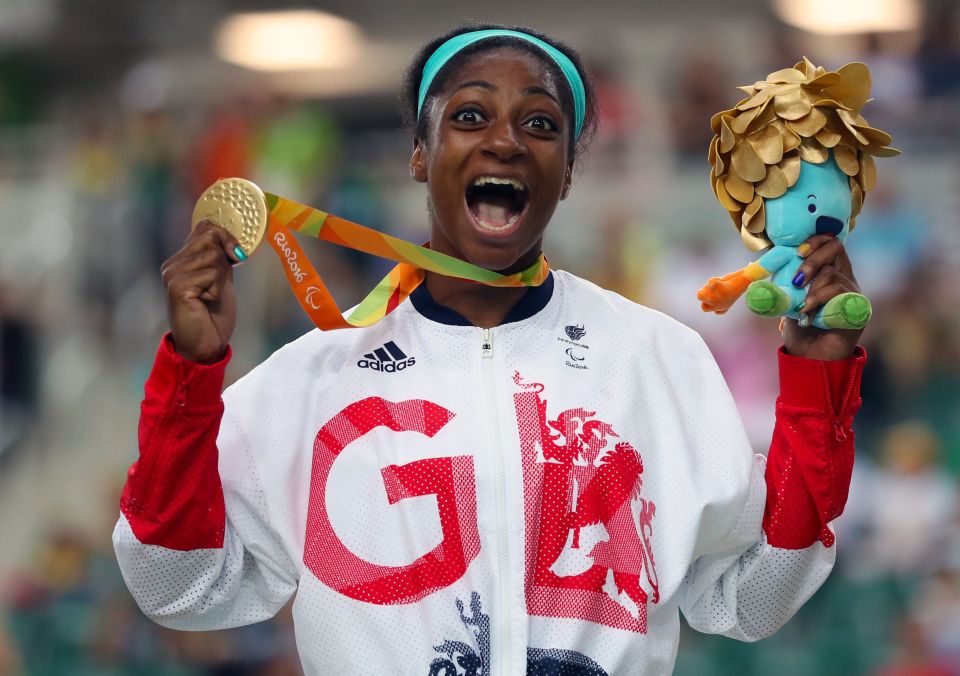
[
  {"left": 512, "top": 374, "right": 660, "bottom": 634},
  {"left": 304, "top": 397, "right": 480, "bottom": 605}
]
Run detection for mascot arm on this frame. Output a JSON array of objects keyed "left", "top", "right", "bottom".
[
  {"left": 697, "top": 246, "right": 795, "bottom": 314},
  {"left": 755, "top": 245, "right": 795, "bottom": 273},
  {"left": 697, "top": 260, "right": 770, "bottom": 315}
]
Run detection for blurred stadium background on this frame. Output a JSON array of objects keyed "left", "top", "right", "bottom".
[{"left": 0, "top": 0, "right": 958, "bottom": 673}]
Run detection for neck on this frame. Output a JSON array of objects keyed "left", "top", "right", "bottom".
[
  {"left": 423, "top": 225, "right": 545, "bottom": 327},
  {"left": 424, "top": 274, "right": 529, "bottom": 328}
]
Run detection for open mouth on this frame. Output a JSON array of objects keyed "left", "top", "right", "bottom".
[{"left": 465, "top": 176, "right": 529, "bottom": 233}]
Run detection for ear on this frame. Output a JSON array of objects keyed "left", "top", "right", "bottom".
[
  {"left": 560, "top": 161, "right": 574, "bottom": 200},
  {"left": 409, "top": 138, "right": 428, "bottom": 183}
]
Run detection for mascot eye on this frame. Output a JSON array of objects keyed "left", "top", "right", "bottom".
[{"left": 808, "top": 204, "right": 817, "bottom": 213}]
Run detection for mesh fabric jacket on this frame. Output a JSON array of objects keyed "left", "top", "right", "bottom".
[{"left": 114, "top": 270, "right": 863, "bottom": 675}]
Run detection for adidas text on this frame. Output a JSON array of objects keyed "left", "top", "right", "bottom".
[{"left": 357, "top": 357, "right": 416, "bottom": 372}]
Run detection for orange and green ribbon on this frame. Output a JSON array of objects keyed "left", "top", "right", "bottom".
[{"left": 262, "top": 192, "right": 549, "bottom": 330}]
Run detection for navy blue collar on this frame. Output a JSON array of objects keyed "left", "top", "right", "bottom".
[{"left": 410, "top": 271, "right": 554, "bottom": 326}]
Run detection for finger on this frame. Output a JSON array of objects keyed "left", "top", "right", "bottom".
[
  {"left": 809, "top": 261, "right": 857, "bottom": 289},
  {"left": 829, "top": 240, "right": 855, "bottom": 278},
  {"left": 807, "top": 260, "right": 838, "bottom": 283},
  {"left": 164, "top": 246, "right": 230, "bottom": 271},
  {"left": 801, "top": 281, "right": 850, "bottom": 315},
  {"left": 792, "top": 237, "right": 844, "bottom": 289},
  {"left": 186, "top": 220, "right": 245, "bottom": 264},
  {"left": 163, "top": 226, "right": 234, "bottom": 275},
  {"left": 161, "top": 240, "right": 213, "bottom": 278},
  {"left": 166, "top": 267, "right": 228, "bottom": 305},
  {"left": 162, "top": 246, "right": 230, "bottom": 280},
  {"left": 801, "top": 261, "right": 860, "bottom": 314},
  {"left": 796, "top": 234, "right": 839, "bottom": 258}
]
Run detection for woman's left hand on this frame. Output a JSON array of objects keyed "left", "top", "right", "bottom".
[{"left": 782, "top": 234, "right": 864, "bottom": 361}]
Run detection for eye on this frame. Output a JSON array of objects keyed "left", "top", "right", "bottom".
[
  {"left": 808, "top": 204, "right": 817, "bottom": 213},
  {"left": 452, "top": 108, "right": 485, "bottom": 124},
  {"left": 523, "top": 115, "right": 558, "bottom": 132}
]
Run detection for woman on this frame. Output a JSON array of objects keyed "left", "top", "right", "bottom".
[{"left": 114, "top": 24, "right": 865, "bottom": 675}]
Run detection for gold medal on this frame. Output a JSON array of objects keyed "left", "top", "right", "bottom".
[{"left": 191, "top": 178, "right": 268, "bottom": 255}]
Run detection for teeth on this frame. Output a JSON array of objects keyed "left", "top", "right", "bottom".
[
  {"left": 474, "top": 212, "right": 521, "bottom": 232},
  {"left": 472, "top": 176, "right": 527, "bottom": 192}
]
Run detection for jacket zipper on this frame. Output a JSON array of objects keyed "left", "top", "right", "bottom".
[
  {"left": 819, "top": 361, "right": 859, "bottom": 521},
  {"left": 820, "top": 362, "right": 857, "bottom": 442},
  {"left": 481, "top": 327, "right": 511, "bottom": 674}
]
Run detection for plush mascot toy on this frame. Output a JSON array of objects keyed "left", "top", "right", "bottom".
[{"left": 697, "top": 58, "right": 899, "bottom": 329}]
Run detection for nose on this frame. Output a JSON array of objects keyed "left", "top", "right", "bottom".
[
  {"left": 482, "top": 119, "right": 526, "bottom": 162},
  {"left": 815, "top": 215, "right": 843, "bottom": 236}
]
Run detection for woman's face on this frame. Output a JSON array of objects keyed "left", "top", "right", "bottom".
[{"left": 410, "top": 47, "right": 574, "bottom": 273}]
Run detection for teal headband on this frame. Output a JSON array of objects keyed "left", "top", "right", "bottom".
[{"left": 417, "top": 29, "right": 586, "bottom": 140}]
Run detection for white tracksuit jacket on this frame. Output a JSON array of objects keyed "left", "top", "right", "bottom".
[{"left": 114, "top": 270, "right": 863, "bottom": 675}]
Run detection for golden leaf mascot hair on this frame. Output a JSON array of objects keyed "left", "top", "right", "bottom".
[{"left": 708, "top": 57, "right": 899, "bottom": 251}]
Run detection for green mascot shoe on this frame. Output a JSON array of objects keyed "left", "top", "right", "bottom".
[
  {"left": 746, "top": 281, "right": 792, "bottom": 318},
  {"left": 820, "top": 292, "right": 872, "bottom": 330}
]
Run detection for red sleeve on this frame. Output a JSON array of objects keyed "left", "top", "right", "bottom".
[
  {"left": 119, "top": 334, "right": 231, "bottom": 551},
  {"left": 762, "top": 346, "right": 866, "bottom": 549}
]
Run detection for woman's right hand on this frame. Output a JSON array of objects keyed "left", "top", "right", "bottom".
[{"left": 161, "top": 220, "right": 244, "bottom": 364}]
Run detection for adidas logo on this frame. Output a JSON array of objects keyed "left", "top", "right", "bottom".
[{"left": 357, "top": 340, "right": 416, "bottom": 373}]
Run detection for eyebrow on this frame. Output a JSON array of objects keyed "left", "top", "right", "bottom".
[
  {"left": 454, "top": 80, "right": 496, "bottom": 93},
  {"left": 452, "top": 80, "right": 560, "bottom": 104},
  {"left": 524, "top": 86, "right": 559, "bottom": 104}
]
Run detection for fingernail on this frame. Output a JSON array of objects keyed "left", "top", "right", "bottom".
[
  {"left": 798, "top": 313, "right": 810, "bottom": 328},
  {"left": 233, "top": 245, "right": 248, "bottom": 262},
  {"left": 798, "top": 243, "right": 811, "bottom": 257},
  {"left": 792, "top": 271, "right": 806, "bottom": 288}
]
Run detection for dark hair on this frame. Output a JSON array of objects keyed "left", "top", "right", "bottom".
[{"left": 400, "top": 22, "right": 598, "bottom": 161}]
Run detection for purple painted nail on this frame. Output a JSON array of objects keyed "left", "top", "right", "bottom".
[{"left": 792, "top": 271, "right": 806, "bottom": 288}]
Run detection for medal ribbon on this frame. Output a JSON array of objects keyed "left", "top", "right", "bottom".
[{"left": 262, "top": 192, "right": 550, "bottom": 329}]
